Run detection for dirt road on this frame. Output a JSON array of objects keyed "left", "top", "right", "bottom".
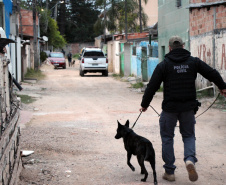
[{"left": 18, "top": 62, "right": 226, "bottom": 185}]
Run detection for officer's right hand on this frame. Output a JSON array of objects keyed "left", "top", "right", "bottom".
[{"left": 220, "top": 89, "right": 226, "bottom": 98}]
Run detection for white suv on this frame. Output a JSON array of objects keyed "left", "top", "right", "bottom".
[{"left": 79, "top": 48, "right": 108, "bottom": 76}]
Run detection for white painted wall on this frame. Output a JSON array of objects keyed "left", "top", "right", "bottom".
[
  {"left": 9, "top": 34, "right": 16, "bottom": 77},
  {"left": 114, "top": 41, "right": 120, "bottom": 74},
  {"left": 107, "top": 40, "right": 120, "bottom": 74},
  {"left": 16, "top": 36, "right": 21, "bottom": 82},
  {"left": 215, "top": 30, "right": 226, "bottom": 81},
  {"left": 190, "top": 30, "right": 226, "bottom": 89}
]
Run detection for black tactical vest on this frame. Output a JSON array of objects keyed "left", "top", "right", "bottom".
[{"left": 163, "top": 56, "right": 197, "bottom": 103}]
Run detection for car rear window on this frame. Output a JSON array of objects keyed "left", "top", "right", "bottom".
[
  {"left": 83, "top": 51, "right": 104, "bottom": 57},
  {"left": 50, "top": 53, "right": 64, "bottom": 58}
]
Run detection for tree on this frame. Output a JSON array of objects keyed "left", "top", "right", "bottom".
[
  {"left": 58, "top": 0, "right": 101, "bottom": 42},
  {"left": 39, "top": 10, "right": 66, "bottom": 49},
  {"left": 20, "top": 0, "right": 66, "bottom": 49},
  {"left": 94, "top": 0, "right": 148, "bottom": 34}
]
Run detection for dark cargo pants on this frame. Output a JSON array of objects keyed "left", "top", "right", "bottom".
[{"left": 159, "top": 110, "right": 198, "bottom": 174}]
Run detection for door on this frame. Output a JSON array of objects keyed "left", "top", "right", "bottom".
[
  {"left": 141, "top": 47, "right": 148, "bottom": 82},
  {"left": 124, "top": 43, "right": 131, "bottom": 76}
]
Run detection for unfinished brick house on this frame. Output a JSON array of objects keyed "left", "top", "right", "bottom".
[{"left": 189, "top": 0, "right": 226, "bottom": 89}]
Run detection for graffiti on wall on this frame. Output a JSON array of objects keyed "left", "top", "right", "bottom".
[
  {"left": 222, "top": 44, "right": 226, "bottom": 70},
  {"left": 198, "top": 44, "right": 211, "bottom": 64}
]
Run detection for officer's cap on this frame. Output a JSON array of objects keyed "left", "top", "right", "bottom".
[{"left": 169, "top": 36, "right": 185, "bottom": 47}]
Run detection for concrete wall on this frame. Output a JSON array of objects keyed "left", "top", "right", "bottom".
[
  {"left": 107, "top": 40, "right": 120, "bottom": 74},
  {"left": 63, "top": 42, "right": 95, "bottom": 56},
  {"left": 142, "top": 0, "right": 158, "bottom": 26},
  {"left": 124, "top": 43, "right": 131, "bottom": 76},
  {"left": 158, "top": 0, "right": 190, "bottom": 62}
]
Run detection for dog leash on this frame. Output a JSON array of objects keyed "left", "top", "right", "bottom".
[
  {"left": 131, "top": 105, "right": 160, "bottom": 129},
  {"left": 195, "top": 92, "right": 220, "bottom": 118},
  {"left": 148, "top": 93, "right": 220, "bottom": 119},
  {"left": 149, "top": 105, "right": 161, "bottom": 116},
  {"left": 131, "top": 93, "right": 220, "bottom": 129},
  {"left": 131, "top": 111, "right": 143, "bottom": 129}
]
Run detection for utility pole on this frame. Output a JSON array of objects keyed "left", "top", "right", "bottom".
[
  {"left": 59, "top": 0, "right": 66, "bottom": 35},
  {"left": 139, "top": 0, "right": 142, "bottom": 33},
  {"left": 32, "top": 0, "right": 38, "bottom": 70},
  {"left": 44, "top": 0, "right": 49, "bottom": 33},
  {"left": 104, "top": 0, "right": 106, "bottom": 44},
  {"left": 125, "top": 0, "right": 127, "bottom": 40}
]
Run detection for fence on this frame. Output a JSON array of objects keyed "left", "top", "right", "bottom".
[{"left": 0, "top": 55, "right": 22, "bottom": 185}]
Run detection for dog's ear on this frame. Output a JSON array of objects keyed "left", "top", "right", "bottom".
[
  {"left": 117, "top": 120, "right": 121, "bottom": 126},
  {"left": 125, "top": 120, "right": 129, "bottom": 127}
]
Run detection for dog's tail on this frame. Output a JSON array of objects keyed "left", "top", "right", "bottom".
[{"left": 144, "top": 143, "right": 155, "bottom": 161}]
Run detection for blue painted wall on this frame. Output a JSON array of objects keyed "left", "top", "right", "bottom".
[
  {"left": 3, "top": 0, "right": 12, "bottom": 38},
  {"left": 147, "top": 41, "right": 159, "bottom": 80},
  {"left": 131, "top": 55, "right": 137, "bottom": 76},
  {"left": 130, "top": 41, "right": 159, "bottom": 81},
  {"left": 136, "top": 46, "right": 142, "bottom": 78}
]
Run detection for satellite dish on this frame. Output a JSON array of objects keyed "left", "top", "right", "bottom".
[{"left": 42, "top": 36, "right": 48, "bottom": 41}]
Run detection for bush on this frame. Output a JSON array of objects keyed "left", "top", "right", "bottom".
[
  {"left": 25, "top": 68, "right": 45, "bottom": 80},
  {"left": 40, "top": 51, "right": 48, "bottom": 62},
  {"left": 131, "top": 82, "right": 144, "bottom": 89},
  {"left": 73, "top": 53, "right": 80, "bottom": 59}
]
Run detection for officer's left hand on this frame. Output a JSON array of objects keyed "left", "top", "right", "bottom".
[{"left": 139, "top": 107, "right": 147, "bottom": 112}]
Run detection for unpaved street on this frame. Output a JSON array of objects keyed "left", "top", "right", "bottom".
[{"left": 18, "top": 62, "right": 226, "bottom": 185}]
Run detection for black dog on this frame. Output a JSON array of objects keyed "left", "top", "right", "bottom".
[
  {"left": 71, "top": 60, "right": 75, "bottom": 67},
  {"left": 115, "top": 120, "right": 157, "bottom": 184}
]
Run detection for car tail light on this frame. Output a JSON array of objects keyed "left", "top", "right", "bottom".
[
  {"left": 82, "top": 58, "right": 84, "bottom": 63},
  {"left": 106, "top": 58, "right": 108, "bottom": 63}
]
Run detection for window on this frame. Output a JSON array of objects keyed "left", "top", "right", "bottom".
[
  {"left": 132, "top": 46, "right": 136, "bottom": 55},
  {"left": 176, "top": 0, "right": 181, "bottom": 8},
  {"left": 84, "top": 51, "right": 104, "bottom": 57},
  {"left": 50, "top": 53, "right": 64, "bottom": 58}
]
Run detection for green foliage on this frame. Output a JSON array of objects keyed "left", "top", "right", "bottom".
[
  {"left": 20, "top": 0, "right": 32, "bottom": 10},
  {"left": 131, "top": 82, "right": 144, "bottom": 89},
  {"left": 157, "top": 86, "right": 163, "bottom": 92},
  {"left": 25, "top": 68, "right": 46, "bottom": 81},
  {"left": 16, "top": 94, "right": 36, "bottom": 104},
  {"left": 94, "top": 0, "right": 149, "bottom": 34},
  {"left": 40, "top": 51, "right": 48, "bottom": 62},
  {"left": 58, "top": 0, "right": 101, "bottom": 42},
  {"left": 196, "top": 89, "right": 214, "bottom": 99},
  {"left": 73, "top": 53, "right": 80, "bottom": 59},
  {"left": 40, "top": 10, "right": 67, "bottom": 49}
]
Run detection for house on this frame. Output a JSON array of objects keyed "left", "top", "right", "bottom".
[
  {"left": 0, "top": 0, "right": 21, "bottom": 82},
  {"left": 107, "top": 31, "right": 158, "bottom": 82},
  {"left": 0, "top": 1, "right": 22, "bottom": 184},
  {"left": 97, "top": 0, "right": 159, "bottom": 81},
  {"left": 19, "top": 9, "right": 39, "bottom": 77},
  {"left": 188, "top": 0, "right": 226, "bottom": 89},
  {"left": 158, "top": 0, "right": 190, "bottom": 62}
]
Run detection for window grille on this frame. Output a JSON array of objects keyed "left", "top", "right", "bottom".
[{"left": 176, "top": 0, "right": 181, "bottom": 8}]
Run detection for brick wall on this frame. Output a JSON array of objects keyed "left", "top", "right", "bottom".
[
  {"left": 114, "top": 32, "right": 149, "bottom": 41},
  {"left": 19, "top": 9, "right": 38, "bottom": 36},
  {"left": 190, "top": 4, "right": 226, "bottom": 36},
  {"left": 190, "top": 0, "right": 222, "bottom": 3}
]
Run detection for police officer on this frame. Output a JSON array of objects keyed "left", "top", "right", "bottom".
[{"left": 140, "top": 36, "right": 226, "bottom": 182}]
